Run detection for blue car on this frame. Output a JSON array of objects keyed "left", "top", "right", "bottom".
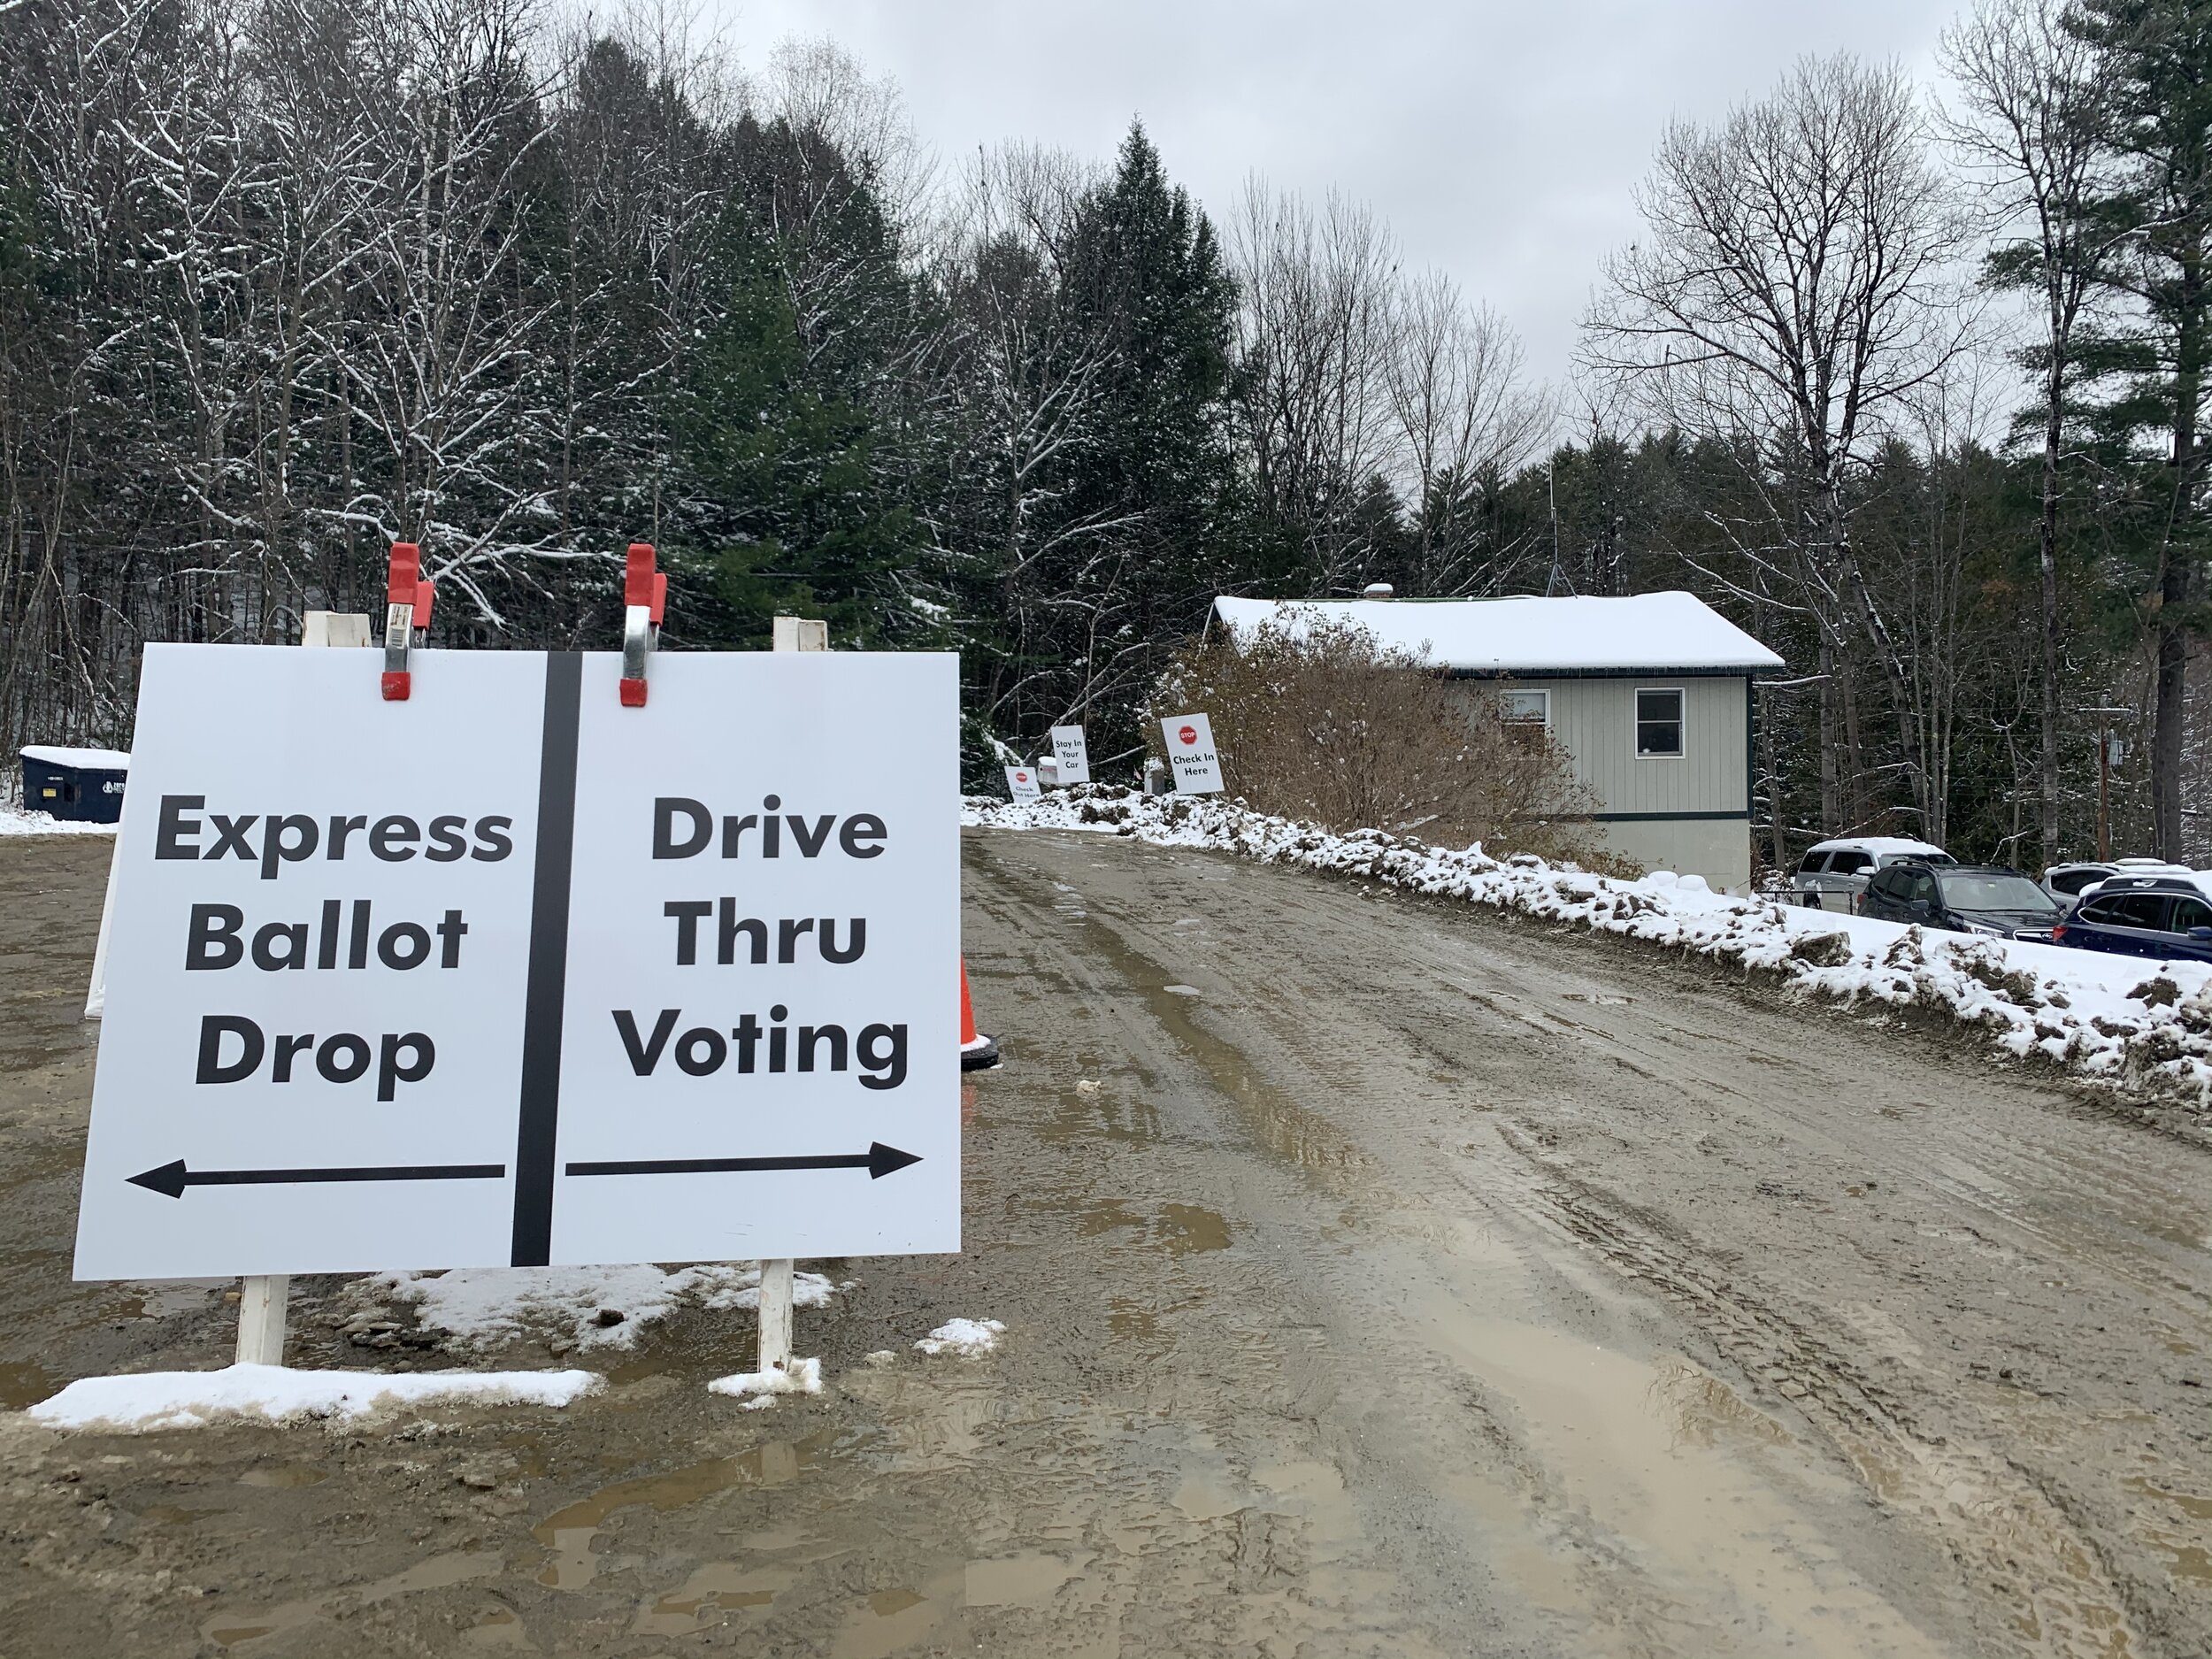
[{"left": 2050, "top": 873, "right": 2212, "bottom": 962}]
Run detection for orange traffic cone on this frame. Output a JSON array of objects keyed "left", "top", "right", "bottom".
[{"left": 959, "top": 958, "right": 1000, "bottom": 1071}]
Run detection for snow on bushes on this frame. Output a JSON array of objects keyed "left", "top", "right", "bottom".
[{"left": 965, "top": 785, "right": 2212, "bottom": 1125}]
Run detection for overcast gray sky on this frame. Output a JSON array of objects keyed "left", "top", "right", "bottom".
[{"left": 719, "top": 0, "right": 1957, "bottom": 392}]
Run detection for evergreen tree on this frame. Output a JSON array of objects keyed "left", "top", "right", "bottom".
[{"left": 2069, "top": 0, "right": 2212, "bottom": 856}]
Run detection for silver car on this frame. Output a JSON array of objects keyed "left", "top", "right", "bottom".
[
  {"left": 1792, "top": 837, "right": 1955, "bottom": 913},
  {"left": 2042, "top": 857, "right": 2193, "bottom": 915}
]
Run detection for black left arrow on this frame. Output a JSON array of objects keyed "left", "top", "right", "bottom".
[
  {"left": 127, "top": 1159, "right": 506, "bottom": 1199},
  {"left": 565, "top": 1142, "right": 922, "bottom": 1180}
]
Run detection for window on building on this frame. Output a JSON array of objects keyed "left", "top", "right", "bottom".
[
  {"left": 1498, "top": 688, "right": 1548, "bottom": 726},
  {"left": 1634, "top": 687, "right": 1684, "bottom": 757}
]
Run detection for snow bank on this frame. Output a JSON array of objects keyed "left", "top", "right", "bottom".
[
  {"left": 916, "top": 1318, "right": 1005, "bottom": 1357},
  {"left": 707, "top": 1356, "right": 823, "bottom": 1409},
  {"left": 966, "top": 787, "right": 2212, "bottom": 1125},
  {"left": 27, "top": 1363, "right": 601, "bottom": 1432},
  {"left": 358, "top": 1263, "right": 837, "bottom": 1352},
  {"left": 0, "top": 803, "right": 118, "bottom": 837}
]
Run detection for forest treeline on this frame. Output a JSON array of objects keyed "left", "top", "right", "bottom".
[{"left": 1, "top": 0, "right": 2206, "bottom": 870}]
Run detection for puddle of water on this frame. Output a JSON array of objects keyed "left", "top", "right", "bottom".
[
  {"left": 533, "top": 1439, "right": 818, "bottom": 1590},
  {"left": 0, "top": 1359, "right": 54, "bottom": 1410},
  {"left": 1650, "top": 1361, "right": 1791, "bottom": 1452},
  {"left": 1158, "top": 1204, "right": 1231, "bottom": 1255},
  {"left": 634, "top": 1563, "right": 794, "bottom": 1636},
  {"left": 1040, "top": 1079, "right": 1162, "bottom": 1147},
  {"left": 965, "top": 1551, "right": 1085, "bottom": 1608},
  {"left": 2126, "top": 1476, "right": 2212, "bottom": 1522},
  {"left": 1408, "top": 1279, "right": 1957, "bottom": 1659},
  {"left": 459, "top": 1605, "right": 531, "bottom": 1650},
  {"left": 1109, "top": 1298, "right": 1160, "bottom": 1345},
  {"left": 136, "top": 1502, "right": 221, "bottom": 1527},
  {"left": 1171, "top": 1471, "right": 1245, "bottom": 1523},
  {"left": 237, "top": 1463, "right": 328, "bottom": 1489},
  {"left": 1078, "top": 1198, "right": 1144, "bottom": 1239},
  {"left": 1074, "top": 1199, "right": 1230, "bottom": 1256},
  {"left": 827, "top": 1567, "right": 964, "bottom": 1659},
  {"left": 2124, "top": 1477, "right": 2212, "bottom": 1584},
  {"left": 204, "top": 1547, "right": 503, "bottom": 1648}
]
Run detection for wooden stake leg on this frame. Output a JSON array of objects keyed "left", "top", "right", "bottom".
[
  {"left": 757, "top": 1259, "right": 795, "bottom": 1374},
  {"left": 235, "top": 1274, "right": 289, "bottom": 1366}
]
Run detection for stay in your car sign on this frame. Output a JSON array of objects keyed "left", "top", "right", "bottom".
[{"left": 72, "top": 645, "right": 959, "bottom": 1279}]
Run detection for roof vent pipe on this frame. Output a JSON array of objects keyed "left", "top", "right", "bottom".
[{"left": 1362, "top": 582, "right": 1394, "bottom": 600}]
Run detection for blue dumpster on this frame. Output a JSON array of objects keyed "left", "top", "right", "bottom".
[{"left": 21, "top": 745, "right": 129, "bottom": 823}]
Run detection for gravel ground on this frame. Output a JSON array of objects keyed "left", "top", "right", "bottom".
[{"left": 0, "top": 827, "right": 2202, "bottom": 1657}]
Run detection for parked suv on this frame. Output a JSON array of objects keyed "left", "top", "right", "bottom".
[
  {"left": 2051, "top": 874, "right": 2212, "bottom": 962},
  {"left": 1793, "top": 837, "right": 1955, "bottom": 913},
  {"left": 2042, "top": 857, "right": 2192, "bottom": 913},
  {"left": 1859, "top": 860, "right": 2062, "bottom": 940}
]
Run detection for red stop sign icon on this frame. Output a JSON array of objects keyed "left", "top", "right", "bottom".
[
  {"left": 1014, "top": 772, "right": 1028, "bottom": 782},
  {"left": 1178, "top": 725, "right": 1198, "bottom": 746}
]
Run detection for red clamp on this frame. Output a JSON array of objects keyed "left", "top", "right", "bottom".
[
  {"left": 381, "top": 542, "right": 436, "bottom": 701},
  {"left": 618, "top": 542, "right": 666, "bottom": 707}
]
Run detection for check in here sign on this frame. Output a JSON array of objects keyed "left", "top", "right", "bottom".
[{"left": 73, "top": 645, "right": 959, "bottom": 1279}]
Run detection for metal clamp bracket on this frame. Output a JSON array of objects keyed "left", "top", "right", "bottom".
[
  {"left": 618, "top": 542, "right": 666, "bottom": 707},
  {"left": 381, "top": 542, "right": 435, "bottom": 701}
]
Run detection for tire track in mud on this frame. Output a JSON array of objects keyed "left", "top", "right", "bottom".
[
  {"left": 1495, "top": 1131, "right": 2144, "bottom": 1659},
  {"left": 972, "top": 827, "right": 2208, "bottom": 1659}
]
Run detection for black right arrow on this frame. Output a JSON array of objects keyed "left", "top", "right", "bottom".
[
  {"left": 127, "top": 1158, "right": 507, "bottom": 1199},
  {"left": 564, "top": 1142, "right": 923, "bottom": 1180}
]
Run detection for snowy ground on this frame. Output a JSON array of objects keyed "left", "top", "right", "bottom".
[
  {"left": 966, "top": 786, "right": 2212, "bottom": 1125},
  {"left": 353, "top": 1263, "right": 840, "bottom": 1355},
  {"left": 0, "top": 803, "right": 117, "bottom": 837},
  {"left": 28, "top": 1363, "right": 601, "bottom": 1432}
]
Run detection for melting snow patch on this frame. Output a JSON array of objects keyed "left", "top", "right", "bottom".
[
  {"left": 916, "top": 1318, "right": 1005, "bottom": 1357},
  {"left": 359, "top": 1263, "right": 835, "bottom": 1352},
  {"left": 27, "top": 1363, "right": 601, "bottom": 1432},
  {"left": 965, "top": 785, "right": 2212, "bottom": 1127},
  {"left": 707, "top": 1357, "right": 823, "bottom": 1409},
  {"left": 0, "top": 804, "right": 117, "bottom": 837}
]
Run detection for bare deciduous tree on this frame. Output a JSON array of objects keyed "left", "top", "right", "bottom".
[{"left": 1585, "top": 53, "right": 1973, "bottom": 835}]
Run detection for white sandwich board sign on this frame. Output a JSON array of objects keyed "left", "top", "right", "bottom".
[
  {"left": 73, "top": 644, "right": 960, "bottom": 1279},
  {"left": 1048, "top": 725, "right": 1090, "bottom": 785},
  {"left": 1003, "top": 764, "right": 1042, "bottom": 803},
  {"left": 1160, "top": 713, "right": 1224, "bottom": 795}
]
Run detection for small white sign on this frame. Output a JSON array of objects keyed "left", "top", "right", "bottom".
[
  {"left": 73, "top": 645, "right": 959, "bottom": 1279},
  {"left": 1160, "top": 712, "right": 1224, "bottom": 795},
  {"left": 1004, "top": 764, "right": 1042, "bottom": 803},
  {"left": 1048, "top": 725, "right": 1091, "bottom": 785}
]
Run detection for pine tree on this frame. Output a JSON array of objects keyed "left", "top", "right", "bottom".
[{"left": 2069, "top": 0, "right": 2212, "bottom": 856}]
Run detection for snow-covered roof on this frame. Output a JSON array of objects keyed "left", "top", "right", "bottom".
[
  {"left": 1210, "top": 592, "right": 1785, "bottom": 675},
  {"left": 20, "top": 745, "right": 129, "bottom": 770},
  {"left": 1806, "top": 836, "right": 1947, "bottom": 856}
]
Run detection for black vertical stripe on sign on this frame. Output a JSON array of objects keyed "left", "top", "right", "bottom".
[{"left": 510, "top": 651, "right": 582, "bottom": 1266}]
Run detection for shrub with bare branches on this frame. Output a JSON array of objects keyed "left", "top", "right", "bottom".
[{"left": 1149, "top": 611, "right": 1604, "bottom": 862}]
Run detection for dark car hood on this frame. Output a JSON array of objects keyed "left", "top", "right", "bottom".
[{"left": 1954, "top": 909, "right": 2060, "bottom": 931}]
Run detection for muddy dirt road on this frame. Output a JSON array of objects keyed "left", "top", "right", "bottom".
[{"left": 0, "top": 826, "right": 2205, "bottom": 1657}]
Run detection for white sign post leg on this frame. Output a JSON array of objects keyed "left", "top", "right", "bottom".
[
  {"left": 223, "top": 611, "right": 373, "bottom": 1367},
  {"left": 754, "top": 614, "right": 826, "bottom": 1376},
  {"left": 235, "top": 1271, "right": 290, "bottom": 1365},
  {"left": 757, "top": 1257, "right": 795, "bottom": 1374}
]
